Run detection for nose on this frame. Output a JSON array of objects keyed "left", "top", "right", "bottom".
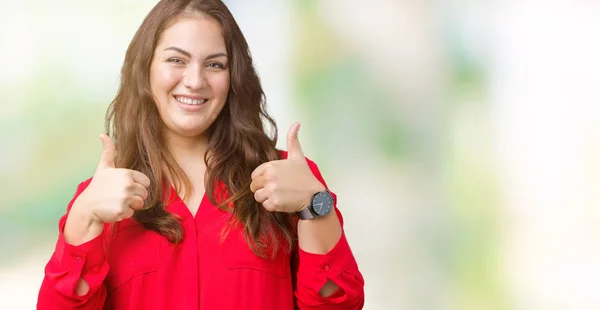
[{"left": 183, "top": 64, "right": 207, "bottom": 91}]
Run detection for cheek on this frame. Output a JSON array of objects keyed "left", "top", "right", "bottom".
[
  {"left": 212, "top": 74, "right": 231, "bottom": 98},
  {"left": 150, "top": 65, "right": 181, "bottom": 100}
]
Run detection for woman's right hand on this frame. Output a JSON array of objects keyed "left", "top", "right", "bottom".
[
  {"left": 75, "top": 134, "right": 151, "bottom": 223},
  {"left": 64, "top": 134, "right": 151, "bottom": 245}
]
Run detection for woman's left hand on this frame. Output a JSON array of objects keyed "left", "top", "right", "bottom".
[{"left": 250, "top": 123, "right": 325, "bottom": 213}]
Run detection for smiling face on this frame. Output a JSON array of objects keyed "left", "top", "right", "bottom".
[{"left": 149, "top": 15, "right": 230, "bottom": 141}]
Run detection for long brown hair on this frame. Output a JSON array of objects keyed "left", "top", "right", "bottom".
[{"left": 106, "top": 0, "right": 294, "bottom": 258}]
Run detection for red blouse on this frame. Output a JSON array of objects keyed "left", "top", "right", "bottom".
[{"left": 37, "top": 157, "right": 364, "bottom": 309}]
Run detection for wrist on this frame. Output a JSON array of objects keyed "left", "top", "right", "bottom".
[
  {"left": 297, "top": 184, "right": 333, "bottom": 220},
  {"left": 299, "top": 183, "right": 326, "bottom": 211},
  {"left": 64, "top": 200, "right": 104, "bottom": 246},
  {"left": 71, "top": 195, "right": 101, "bottom": 226}
]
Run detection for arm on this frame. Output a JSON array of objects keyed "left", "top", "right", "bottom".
[
  {"left": 250, "top": 124, "right": 365, "bottom": 309},
  {"left": 38, "top": 134, "right": 149, "bottom": 309},
  {"left": 297, "top": 199, "right": 342, "bottom": 297},
  {"left": 294, "top": 159, "right": 365, "bottom": 310},
  {"left": 37, "top": 179, "right": 109, "bottom": 310}
]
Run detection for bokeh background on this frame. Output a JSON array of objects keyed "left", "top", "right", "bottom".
[{"left": 1, "top": 0, "right": 600, "bottom": 309}]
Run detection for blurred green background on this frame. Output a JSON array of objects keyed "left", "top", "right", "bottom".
[{"left": 1, "top": 1, "right": 600, "bottom": 309}]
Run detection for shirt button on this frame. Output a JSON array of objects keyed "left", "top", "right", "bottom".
[
  {"left": 75, "top": 256, "right": 83, "bottom": 263},
  {"left": 323, "top": 264, "right": 331, "bottom": 271}
]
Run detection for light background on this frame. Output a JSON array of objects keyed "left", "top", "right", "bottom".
[{"left": 1, "top": 1, "right": 600, "bottom": 309}]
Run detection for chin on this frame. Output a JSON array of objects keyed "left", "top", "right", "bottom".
[{"left": 172, "top": 124, "right": 211, "bottom": 138}]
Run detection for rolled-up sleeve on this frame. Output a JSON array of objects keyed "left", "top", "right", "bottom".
[
  {"left": 295, "top": 217, "right": 364, "bottom": 309},
  {"left": 293, "top": 156, "right": 365, "bottom": 309}
]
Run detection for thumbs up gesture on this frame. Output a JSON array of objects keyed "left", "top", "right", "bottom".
[
  {"left": 250, "top": 123, "right": 325, "bottom": 213},
  {"left": 73, "top": 134, "right": 151, "bottom": 223}
]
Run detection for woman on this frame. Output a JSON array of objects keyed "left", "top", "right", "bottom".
[{"left": 37, "top": 0, "right": 364, "bottom": 309}]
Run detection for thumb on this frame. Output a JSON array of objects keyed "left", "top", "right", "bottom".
[
  {"left": 96, "top": 134, "right": 116, "bottom": 171},
  {"left": 286, "top": 122, "right": 305, "bottom": 160}
]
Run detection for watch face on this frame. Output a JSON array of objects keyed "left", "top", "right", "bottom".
[{"left": 311, "top": 191, "right": 334, "bottom": 217}]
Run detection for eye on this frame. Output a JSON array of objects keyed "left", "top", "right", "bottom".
[
  {"left": 167, "top": 58, "right": 185, "bottom": 65},
  {"left": 206, "top": 62, "right": 225, "bottom": 69}
]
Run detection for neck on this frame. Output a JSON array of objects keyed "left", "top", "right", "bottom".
[
  {"left": 162, "top": 132, "right": 210, "bottom": 211},
  {"left": 164, "top": 132, "right": 209, "bottom": 176}
]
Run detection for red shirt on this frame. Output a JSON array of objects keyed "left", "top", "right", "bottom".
[{"left": 37, "top": 157, "right": 364, "bottom": 309}]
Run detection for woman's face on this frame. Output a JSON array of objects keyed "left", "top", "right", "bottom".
[{"left": 149, "top": 15, "right": 230, "bottom": 140}]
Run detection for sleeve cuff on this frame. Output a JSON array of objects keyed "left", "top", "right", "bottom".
[
  {"left": 54, "top": 231, "right": 106, "bottom": 270},
  {"left": 297, "top": 232, "right": 358, "bottom": 282},
  {"left": 47, "top": 225, "right": 108, "bottom": 298}
]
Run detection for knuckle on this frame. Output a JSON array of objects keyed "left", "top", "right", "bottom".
[
  {"left": 264, "top": 164, "right": 276, "bottom": 176},
  {"left": 263, "top": 203, "right": 274, "bottom": 211},
  {"left": 119, "top": 191, "right": 129, "bottom": 202},
  {"left": 265, "top": 173, "right": 276, "bottom": 182},
  {"left": 115, "top": 209, "right": 126, "bottom": 218},
  {"left": 123, "top": 178, "right": 135, "bottom": 189}
]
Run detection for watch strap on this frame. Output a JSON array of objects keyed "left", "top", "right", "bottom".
[{"left": 296, "top": 206, "right": 315, "bottom": 220}]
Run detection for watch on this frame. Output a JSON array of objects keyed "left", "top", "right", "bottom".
[{"left": 296, "top": 189, "right": 335, "bottom": 220}]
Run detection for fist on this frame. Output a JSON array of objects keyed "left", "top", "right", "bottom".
[
  {"left": 250, "top": 123, "right": 325, "bottom": 213},
  {"left": 73, "top": 134, "right": 151, "bottom": 223}
]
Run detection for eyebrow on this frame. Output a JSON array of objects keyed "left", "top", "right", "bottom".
[{"left": 163, "top": 47, "right": 228, "bottom": 60}]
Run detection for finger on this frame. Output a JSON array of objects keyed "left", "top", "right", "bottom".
[
  {"left": 249, "top": 175, "right": 266, "bottom": 193},
  {"left": 119, "top": 207, "right": 135, "bottom": 221},
  {"left": 128, "top": 183, "right": 149, "bottom": 201},
  {"left": 97, "top": 134, "right": 116, "bottom": 171},
  {"left": 261, "top": 198, "right": 277, "bottom": 212},
  {"left": 251, "top": 163, "right": 268, "bottom": 180},
  {"left": 128, "top": 195, "right": 145, "bottom": 211},
  {"left": 286, "top": 122, "right": 305, "bottom": 161},
  {"left": 253, "top": 188, "right": 269, "bottom": 203},
  {"left": 131, "top": 171, "right": 151, "bottom": 188}
]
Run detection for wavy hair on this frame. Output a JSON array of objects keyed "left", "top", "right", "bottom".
[{"left": 106, "top": 0, "right": 294, "bottom": 258}]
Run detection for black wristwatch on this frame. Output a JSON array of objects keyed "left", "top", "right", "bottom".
[{"left": 296, "top": 189, "right": 335, "bottom": 220}]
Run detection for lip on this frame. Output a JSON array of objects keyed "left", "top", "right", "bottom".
[{"left": 173, "top": 94, "right": 206, "bottom": 100}]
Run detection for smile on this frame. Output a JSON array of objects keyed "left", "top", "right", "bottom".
[{"left": 174, "top": 96, "right": 207, "bottom": 105}]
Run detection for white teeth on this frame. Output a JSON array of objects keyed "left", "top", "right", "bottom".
[{"left": 175, "top": 96, "right": 207, "bottom": 105}]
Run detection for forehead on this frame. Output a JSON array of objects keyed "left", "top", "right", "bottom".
[{"left": 157, "top": 16, "right": 225, "bottom": 53}]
